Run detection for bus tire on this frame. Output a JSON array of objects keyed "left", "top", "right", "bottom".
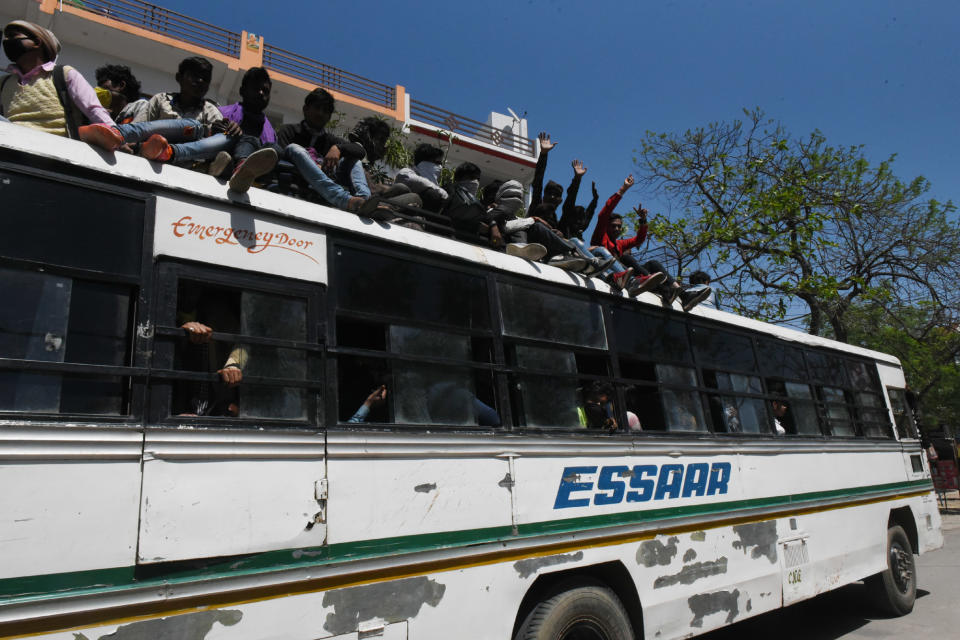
[
  {"left": 515, "top": 581, "right": 634, "bottom": 640},
  {"left": 865, "top": 524, "right": 916, "bottom": 616}
]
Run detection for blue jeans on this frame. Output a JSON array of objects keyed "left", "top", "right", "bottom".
[
  {"left": 588, "top": 245, "right": 627, "bottom": 278},
  {"left": 0, "top": 115, "right": 9, "bottom": 123},
  {"left": 284, "top": 144, "right": 353, "bottom": 209},
  {"left": 116, "top": 118, "right": 203, "bottom": 144},
  {"left": 336, "top": 157, "right": 371, "bottom": 197},
  {"left": 167, "top": 133, "right": 234, "bottom": 164}
]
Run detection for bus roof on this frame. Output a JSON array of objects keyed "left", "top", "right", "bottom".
[{"left": 0, "top": 123, "right": 900, "bottom": 367}]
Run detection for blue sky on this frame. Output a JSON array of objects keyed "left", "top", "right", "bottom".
[{"left": 143, "top": 1, "right": 960, "bottom": 231}]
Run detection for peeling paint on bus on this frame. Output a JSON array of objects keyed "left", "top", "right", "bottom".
[
  {"left": 688, "top": 589, "right": 740, "bottom": 627},
  {"left": 513, "top": 551, "right": 584, "bottom": 578},
  {"left": 321, "top": 576, "right": 446, "bottom": 635},
  {"left": 731, "top": 521, "right": 778, "bottom": 563},
  {"left": 637, "top": 536, "right": 679, "bottom": 567},
  {"left": 654, "top": 557, "right": 728, "bottom": 588},
  {"left": 75, "top": 610, "right": 241, "bottom": 640}
]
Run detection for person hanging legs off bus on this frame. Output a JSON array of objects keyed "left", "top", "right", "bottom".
[
  {"left": 0, "top": 21, "right": 125, "bottom": 151},
  {"left": 98, "top": 57, "right": 238, "bottom": 177},
  {"left": 395, "top": 143, "right": 448, "bottom": 212},
  {"left": 94, "top": 64, "right": 147, "bottom": 124}
]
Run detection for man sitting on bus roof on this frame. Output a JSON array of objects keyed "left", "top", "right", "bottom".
[
  {"left": 0, "top": 20, "right": 125, "bottom": 152},
  {"left": 395, "top": 143, "right": 449, "bottom": 212},
  {"left": 94, "top": 64, "right": 147, "bottom": 124}
]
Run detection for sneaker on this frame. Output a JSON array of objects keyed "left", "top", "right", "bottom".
[
  {"left": 383, "top": 192, "right": 422, "bottom": 208},
  {"left": 627, "top": 272, "right": 667, "bottom": 296},
  {"left": 208, "top": 150, "right": 233, "bottom": 177},
  {"left": 228, "top": 147, "right": 278, "bottom": 193},
  {"left": 547, "top": 255, "right": 588, "bottom": 271},
  {"left": 78, "top": 124, "right": 124, "bottom": 152},
  {"left": 662, "top": 283, "right": 681, "bottom": 306},
  {"left": 507, "top": 243, "right": 548, "bottom": 261},
  {"left": 607, "top": 268, "right": 634, "bottom": 291},
  {"left": 581, "top": 255, "right": 616, "bottom": 276},
  {"left": 356, "top": 196, "right": 396, "bottom": 221},
  {"left": 681, "top": 287, "right": 712, "bottom": 312},
  {"left": 140, "top": 134, "right": 173, "bottom": 162}
]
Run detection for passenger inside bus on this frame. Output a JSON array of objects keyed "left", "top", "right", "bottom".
[
  {"left": 578, "top": 381, "right": 618, "bottom": 431},
  {"left": 175, "top": 286, "right": 247, "bottom": 417},
  {"left": 772, "top": 398, "right": 788, "bottom": 435}
]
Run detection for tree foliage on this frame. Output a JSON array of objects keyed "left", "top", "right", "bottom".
[
  {"left": 635, "top": 108, "right": 960, "bottom": 342},
  {"left": 839, "top": 302, "right": 960, "bottom": 432}
]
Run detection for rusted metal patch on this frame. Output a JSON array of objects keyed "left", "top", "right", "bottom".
[
  {"left": 654, "top": 557, "right": 728, "bottom": 589},
  {"left": 636, "top": 536, "right": 679, "bottom": 567},
  {"left": 322, "top": 576, "right": 445, "bottom": 635},
  {"left": 74, "top": 610, "right": 241, "bottom": 639},
  {"left": 513, "top": 551, "right": 584, "bottom": 578},
  {"left": 414, "top": 483, "right": 437, "bottom": 493},
  {"left": 688, "top": 589, "right": 740, "bottom": 628},
  {"left": 731, "top": 521, "right": 778, "bottom": 563}
]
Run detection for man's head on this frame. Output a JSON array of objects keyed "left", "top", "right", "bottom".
[
  {"left": 2, "top": 21, "right": 59, "bottom": 67},
  {"left": 239, "top": 67, "right": 271, "bottom": 113},
  {"left": 584, "top": 381, "right": 614, "bottom": 428},
  {"left": 480, "top": 179, "right": 504, "bottom": 207},
  {"left": 413, "top": 143, "right": 444, "bottom": 167},
  {"left": 303, "top": 87, "right": 334, "bottom": 130},
  {"left": 453, "top": 161, "right": 481, "bottom": 183},
  {"left": 348, "top": 117, "right": 391, "bottom": 163},
  {"left": 690, "top": 270, "right": 711, "bottom": 286},
  {"left": 175, "top": 56, "right": 212, "bottom": 101},
  {"left": 543, "top": 180, "right": 563, "bottom": 207},
  {"left": 95, "top": 64, "right": 141, "bottom": 103},
  {"left": 608, "top": 213, "right": 624, "bottom": 238},
  {"left": 772, "top": 399, "right": 788, "bottom": 418}
]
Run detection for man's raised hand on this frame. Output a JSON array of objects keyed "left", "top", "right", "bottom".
[
  {"left": 538, "top": 132, "right": 556, "bottom": 152},
  {"left": 572, "top": 159, "right": 587, "bottom": 176}
]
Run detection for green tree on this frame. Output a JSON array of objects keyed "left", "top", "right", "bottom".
[
  {"left": 840, "top": 302, "right": 960, "bottom": 432},
  {"left": 635, "top": 108, "right": 960, "bottom": 342}
]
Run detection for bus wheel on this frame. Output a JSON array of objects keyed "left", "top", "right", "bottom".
[
  {"left": 865, "top": 525, "right": 916, "bottom": 616},
  {"left": 515, "top": 581, "right": 634, "bottom": 640}
]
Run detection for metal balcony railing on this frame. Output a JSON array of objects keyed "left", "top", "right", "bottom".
[
  {"left": 410, "top": 99, "right": 535, "bottom": 157},
  {"left": 68, "top": 0, "right": 240, "bottom": 57},
  {"left": 263, "top": 45, "right": 396, "bottom": 110}
]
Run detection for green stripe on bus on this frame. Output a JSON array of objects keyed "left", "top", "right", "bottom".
[{"left": 0, "top": 479, "right": 931, "bottom": 603}]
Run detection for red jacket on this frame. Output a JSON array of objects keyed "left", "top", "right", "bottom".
[{"left": 590, "top": 191, "right": 647, "bottom": 257}]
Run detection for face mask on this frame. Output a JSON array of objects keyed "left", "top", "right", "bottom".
[
  {"left": 415, "top": 161, "right": 441, "bottom": 184},
  {"left": 3, "top": 37, "right": 29, "bottom": 62},
  {"left": 459, "top": 179, "right": 479, "bottom": 196}
]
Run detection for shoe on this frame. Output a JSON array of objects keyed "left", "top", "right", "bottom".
[
  {"left": 383, "top": 192, "right": 422, "bottom": 208},
  {"left": 627, "top": 272, "right": 667, "bottom": 296},
  {"left": 681, "top": 287, "right": 712, "bottom": 312},
  {"left": 78, "top": 123, "right": 124, "bottom": 152},
  {"left": 208, "top": 150, "right": 232, "bottom": 177},
  {"left": 506, "top": 243, "right": 548, "bottom": 261},
  {"left": 140, "top": 134, "right": 173, "bottom": 161},
  {"left": 582, "top": 255, "right": 616, "bottom": 276},
  {"left": 607, "top": 268, "right": 634, "bottom": 291},
  {"left": 662, "top": 284, "right": 681, "bottom": 306},
  {"left": 228, "top": 147, "right": 278, "bottom": 193},
  {"left": 547, "top": 255, "right": 588, "bottom": 271},
  {"left": 379, "top": 183, "right": 411, "bottom": 198},
  {"left": 356, "top": 196, "right": 396, "bottom": 221}
]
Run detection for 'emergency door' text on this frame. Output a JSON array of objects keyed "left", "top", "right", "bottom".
[
  {"left": 553, "top": 462, "right": 732, "bottom": 509},
  {"left": 170, "top": 215, "right": 318, "bottom": 263}
]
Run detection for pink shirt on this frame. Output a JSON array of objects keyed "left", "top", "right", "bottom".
[{"left": 4, "top": 60, "right": 115, "bottom": 126}]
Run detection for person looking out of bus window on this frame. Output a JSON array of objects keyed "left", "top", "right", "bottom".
[
  {"left": 0, "top": 21, "right": 125, "bottom": 151},
  {"left": 395, "top": 143, "right": 449, "bottom": 212},
  {"left": 579, "top": 381, "right": 618, "bottom": 431},
  {"left": 772, "top": 398, "right": 789, "bottom": 435},
  {"left": 94, "top": 64, "right": 146, "bottom": 124},
  {"left": 111, "top": 56, "right": 238, "bottom": 177}
]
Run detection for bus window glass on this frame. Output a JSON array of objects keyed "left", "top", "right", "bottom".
[
  {"left": 806, "top": 352, "right": 848, "bottom": 387},
  {"left": 759, "top": 339, "right": 806, "bottom": 379},
  {"left": 0, "top": 267, "right": 132, "bottom": 415},
  {"left": 847, "top": 361, "right": 876, "bottom": 391},
  {"left": 785, "top": 382, "right": 821, "bottom": 435},
  {"left": 390, "top": 325, "right": 470, "bottom": 360},
  {"left": 691, "top": 326, "right": 757, "bottom": 372},
  {"left": 516, "top": 345, "right": 577, "bottom": 373},
  {"left": 822, "top": 386, "right": 855, "bottom": 436},
  {"left": 394, "top": 363, "right": 478, "bottom": 426},
  {"left": 656, "top": 365, "right": 707, "bottom": 432},
  {"left": 499, "top": 283, "right": 606, "bottom": 349},
  {"left": 710, "top": 395, "right": 769, "bottom": 434},
  {"left": 334, "top": 246, "right": 489, "bottom": 330},
  {"left": 657, "top": 364, "right": 697, "bottom": 386},
  {"left": 513, "top": 376, "right": 580, "bottom": 429},
  {"left": 887, "top": 388, "right": 919, "bottom": 439},
  {"left": 172, "top": 281, "right": 311, "bottom": 421},
  {"left": 613, "top": 308, "right": 691, "bottom": 363}
]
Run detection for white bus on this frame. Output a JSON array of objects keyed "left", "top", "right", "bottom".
[{"left": 0, "top": 122, "right": 943, "bottom": 640}]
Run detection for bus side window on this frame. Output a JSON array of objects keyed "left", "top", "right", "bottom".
[
  {"left": 0, "top": 266, "right": 134, "bottom": 415},
  {"left": 702, "top": 370, "right": 768, "bottom": 434},
  {"left": 887, "top": 388, "right": 920, "bottom": 439},
  {"left": 847, "top": 361, "right": 892, "bottom": 438},
  {"left": 657, "top": 364, "right": 708, "bottom": 432},
  {"left": 158, "top": 275, "right": 316, "bottom": 423},
  {"left": 820, "top": 386, "right": 857, "bottom": 436}
]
